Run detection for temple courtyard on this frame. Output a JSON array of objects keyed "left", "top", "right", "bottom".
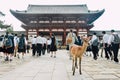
[{"left": 0, "top": 49, "right": 120, "bottom": 80}]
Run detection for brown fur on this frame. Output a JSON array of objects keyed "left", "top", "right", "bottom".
[
  {"left": 70, "top": 37, "right": 89, "bottom": 75},
  {"left": 66, "top": 37, "right": 72, "bottom": 44}
]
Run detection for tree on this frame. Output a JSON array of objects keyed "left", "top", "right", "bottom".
[
  {"left": 6, "top": 26, "right": 13, "bottom": 33},
  {"left": 0, "top": 11, "right": 10, "bottom": 29},
  {"left": 0, "top": 20, "right": 11, "bottom": 29},
  {"left": 0, "top": 11, "right": 13, "bottom": 32}
]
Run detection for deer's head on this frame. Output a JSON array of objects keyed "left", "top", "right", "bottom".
[{"left": 82, "top": 37, "right": 90, "bottom": 45}]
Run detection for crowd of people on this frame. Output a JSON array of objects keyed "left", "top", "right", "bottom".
[
  {"left": 0, "top": 29, "right": 120, "bottom": 64},
  {"left": 0, "top": 32, "right": 57, "bottom": 62},
  {"left": 31, "top": 33, "right": 57, "bottom": 58},
  {"left": 66, "top": 29, "right": 120, "bottom": 63}
]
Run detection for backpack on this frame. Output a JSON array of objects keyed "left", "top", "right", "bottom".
[
  {"left": 4, "top": 38, "right": 13, "bottom": 48},
  {"left": 92, "top": 38, "right": 99, "bottom": 46},
  {"left": 113, "top": 34, "right": 120, "bottom": 44},
  {"left": 9, "top": 35, "right": 14, "bottom": 47},
  {"left": 18, "top": 37, "right": 25, "bottom": 49}
]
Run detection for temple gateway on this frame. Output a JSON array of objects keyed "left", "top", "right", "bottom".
[{"left": 10, "top": 4, "right": 104, "bottom": 45}]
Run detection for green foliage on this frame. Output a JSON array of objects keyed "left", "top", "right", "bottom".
[
  {"left": 0, "top": 20, "right": 11, "bottom": 29},
  {"left": 6, "top": 26, "right": 13, "bottom": 33},
  {"left": 0, "top": 11, "right": 13, "bottom": 32}
]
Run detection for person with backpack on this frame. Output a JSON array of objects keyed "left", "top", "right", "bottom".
[
  {"left": 7, "top": 33, "right": 15, "bottom": 61},
  {"left": 4, "top": 34, "right": 13, "bottom": 61},
  {"left": 90, "top": 32, "right": 99, "bottom": 60},
  {"left": 17, "top": 34, "right": 27, "bottom": 59},
  {"left": 108, "top": 30, "right": 120, "bottom": 63}
]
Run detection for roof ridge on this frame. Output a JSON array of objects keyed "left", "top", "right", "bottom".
[{"left": 28, "top": 4, "right": 87, "bottom": 7}]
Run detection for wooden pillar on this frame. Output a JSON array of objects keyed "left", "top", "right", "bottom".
[
  {"left": 49, "top": 19, "right": 52, "bottom": 37},
  {"left": 63, "top": 19, "right": 66, "bottom": 45},
  {"left": 49, "top": 26, "right": 52, "bottom": 37},
  {"left": 86, "top": 27, "right": 89, "bottom": 36},
  {"left": 36, "top": 20, "right": 39, "bottom": 36},
  {"left": 76, "top": 27, "right": 79, "bottom": 36},
  {"left": 76, "top": 20, "right": 79, "bottom": 36},
  {"left": 63, "top": 29, "right": 66, "bottom": 45}
]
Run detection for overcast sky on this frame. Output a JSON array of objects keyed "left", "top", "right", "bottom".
[{"left": 0, "top": 0, "right": 120, "bottom": 31}]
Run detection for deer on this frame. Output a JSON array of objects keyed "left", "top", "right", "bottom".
[{"left": 70, "top": 37, "right": 90, "bottom": 75}]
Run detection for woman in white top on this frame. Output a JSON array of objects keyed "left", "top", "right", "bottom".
[{"left": 36, "top": 33, "right": 44, "bottom": 56}]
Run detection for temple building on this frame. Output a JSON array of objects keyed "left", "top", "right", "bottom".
[{"left": 10, "top": 4, "right": 105, "bottom": 45}]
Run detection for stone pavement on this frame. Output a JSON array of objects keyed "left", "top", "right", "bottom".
[{"left": 0, "top": 49, "right": 120, "bottom": 80}]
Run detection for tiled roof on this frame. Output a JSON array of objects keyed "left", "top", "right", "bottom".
[
  {"left": 26, "top": 4, "right": 88, "bottom": 14},
  {"left": 10, "top": 4, "right": 105, "bottom": 26}
]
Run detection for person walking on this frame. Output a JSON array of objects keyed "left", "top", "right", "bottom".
[
  {"left": 4, "top": 34, "right": 13, "bottom": 61},
  {"left": 108, "top": 30, "right": 120, "bottom": 63},
  {"left": 8, "top": 33, "right": 15, "bottom": 61},
  {"left": 14, "top": 34, "right": 19, "bottom": 57},
  {"left": 31, "top": 36, "right": 37, "bottom": 56},
  {"left": 47, "top": 37, "right": 51, "bottom": 53},
  {"left": 91, "top": 32, "right": 99, "bottom": 60},
  {"left": 50, "top": 33, "right": 57, "bottom": 58},
  {"left": 17, "top": 34, "right": 27, "bottom": 59},
  {"left": 102, "top": 31, "right": 113, "bottom": 60},
  {"left": 41, "top": 34, "right": 47, "bottom": 55},
  {"left": 36, "top": 33, "right": 43, "bottom": 56}
]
